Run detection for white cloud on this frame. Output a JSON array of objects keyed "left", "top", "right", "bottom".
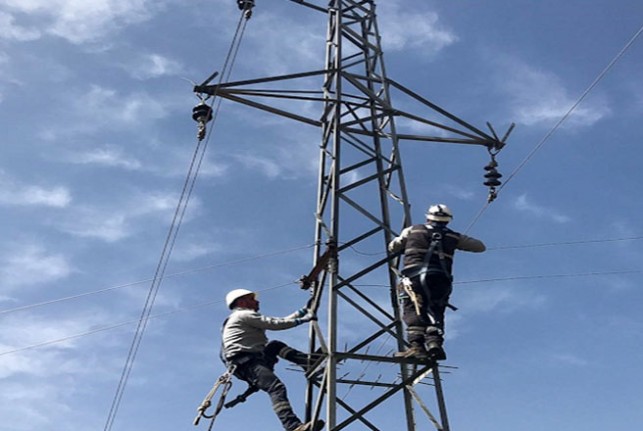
[
  {"left": 38, "top": 85, "right": 171, "bottom": 141},
  {"left": 83, "top": 85, "right": 168, "bottom": 125},
  {"left": 232, "top": 153, "right": 282, "bottom": 179},
  {"left": 148, "top": 150, "right": 229, "bottom": 179},
  {"left": 498, "top": 59, "right": 610, "bottom": 127},
  {"left": 243, "top": 13, "right": 325, "bottom": 74},
  {"left": 0, "top": 311, "right": 128, "bottom": 429},
  {"left": 59, "top": 211, "right": 130, "bottom": 242},
  {"left": 0, "top": 380, "right": 64, "bottom": 430},
  {"left": 458, "top": 284, "right": 546, "bottom": 314},
  {"left": 514, "top": 194, "right": 570, "bottom": 223},
  {"left": 171, "top": 241, "right": 222, "bottom": 262},
  {"left": 0, "top": 172, "right": 72, "bottom": 207},
  {"left": 443, "top": 184, "right": 475, "bottom": 201},
  {"left": 2, "top": 0, "right": 159, "bottom": 44},
  {"left": 549, "top": 352, "right": 589, "bottom": 367},
  {"left": 127, "top": 53, "right": 184, "bottom": 80},
  {"left": 378, "top": 1, "right": 458, "bottom": 54},
  {"left": 0, "top": 10, "right": 41, "bottom": 41},
  {"left": 230, "top": 136, "right": 318, "bottom": 180},
  {"left": 0, "top": 244, "right": 73, "bottom": 291},
  {"left": 66, "top": 146, "right": 142, "bottom": 170},
  {"left": 56, "top": 192, "right": 201, "bottom": 242}
]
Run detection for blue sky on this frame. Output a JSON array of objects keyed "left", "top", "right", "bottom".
[{"left": 1, "top": 1, "right": 643, "bottom": 430}]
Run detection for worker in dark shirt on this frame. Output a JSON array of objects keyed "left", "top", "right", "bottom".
[{"left": 389, "top": 204, "right": 485, "bottom": 360}]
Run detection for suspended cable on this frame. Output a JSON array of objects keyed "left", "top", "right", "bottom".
[
  {"left": 3, "top": 267, "right": 640, "bottom": 358},
  {"left": 354, "top": 268, "right": 643, "bottom": 288},
  {"left": 0, "top": 243, "right": 314, "bottom": 316},
  {"left": 454, "top": 269, "right": 643, "bottom": 285},
  {"left": 487, "top": 235, "right": 643, "bottom": 251},
  {"left": 3, "top": 234, "right": 640, "bottom": 317},
  {"left": 343, "top": 234, "right": 643, "bottom": 257},
  {"left": 103, "top": 9, "right": 254, "bottom": 431},
  {"left": 0, "top": 281, "right": 295, "bottom": 358},
  {"left": 464, "top": 21, "right": 643, "bottom": 233}
]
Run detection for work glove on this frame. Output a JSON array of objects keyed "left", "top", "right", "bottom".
[
  {"left": 293, "top": 307, "right": 308, "bottom": 318},
  {"left": 295, "top": 311, "right": 316, "bottom": 325}
]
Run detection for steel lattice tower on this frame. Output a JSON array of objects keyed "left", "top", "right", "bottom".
[{"left": 195, "top": 1, "right": 509, "bottom": 430}]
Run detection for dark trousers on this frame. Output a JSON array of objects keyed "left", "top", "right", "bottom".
[
  {"left": 400, "top": 272, "right": 452, "bottom": 345},
  {"left": 231, "top": 341, "right": 307, "bottom": 431}
]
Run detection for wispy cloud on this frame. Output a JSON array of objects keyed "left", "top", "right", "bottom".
[
  {"left": 0, "top": 172, "right": 71, "bottom": 207},
  {"left": 378, "top": 1, "right": 458, "bottom": 55},
  {"left": 38, "top": 85, "right": 171, "bottom": 141},
  {"left": 229, "top": 134, "right": 318, "bottom": 180},
  {"left": 496, "top": 58, "right": 610, "bottom": 127},
  {"left": 126, "top": 53, "right": 184, "bottom": 80},
  {"left": 233, "top": 153, "right": 283, "bottom": 179},
  {"left": 1, "top": 0, "right": 159, "bottom": 44},
  {"left": 64, "top": 146, "right": 142, "bottom": 170},
  {"left": 170, "top": 240, "right": 223, "bottom": 262},
  {"left": 443, "top": 184, "right": 476, "bottom": 201},
  {"left": 0, "top": 243, "right": 73, "bottom": 291},
  {"left": 549, "top": 352, "right": 589, "bottom": 367},
  {"left": 0, "top": 10, "right": 41, "bottom": 41},
  {"left": 82, "top": 85, "right": 169, "bottom": 125},
  {"left": 243, "top": 12, "right": 325, "bottom": 75},
  {"left": 0, "top": 311, "right": 126, "bottom": 429},
  {"left": 458, "top": 284, "right": 546, "bottom": 314},
  {"left": 513, "top": 194, "right": 570, "bottom": 223},
  {"left": 55, "top": 192, "right": 201, "bottom": 242}
]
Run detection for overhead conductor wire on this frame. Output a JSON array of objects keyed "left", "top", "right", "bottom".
[
  {"left": 102, "top": 9, "right": 253, "bottom": 431},
  {"left": 0, "top": 280, "right": 295, "bottom": 358},
  {"left": 0, "top": 243, "right": 314, "bottom": 316},
  {"left": 3, "top": 257, "right": 641, "bottom": 357},
  {"left": 465, "top": 21, "right": 643, "bottom": 234}
]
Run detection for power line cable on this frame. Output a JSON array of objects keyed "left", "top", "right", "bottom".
[
  {"left": 0, "top": 281, "right": 295, "bottom": 358},
  {"left": 354, "top": 268, "right": 643, "bottom": 288},
  {"left": 3, "top": 235, "right": 641, "bottom": 317},
  {"left": 465, "top": 21, "right": 643, "bottom": 233},
  {"left": 487, "top": 235, "right": 643, "bottom": 251},
  {"left": 3, "top": 267, "right": 640, "bottom": 358},
  {"left": 102, "top": 10, "right": 253, "bottom": 431},
  {"left": 454, "top": 269, "right": 643, "bottom": 285},
  {"left": 0, "top": 243, "right": 314, "bottom": 316}
]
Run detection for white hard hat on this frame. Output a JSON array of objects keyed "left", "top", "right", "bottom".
[
  {"left": 225, "top": 288, "right": 255, "bottom": 309},
  {"left": 426, "top": 204, "right": 453, "bottom": 222}
]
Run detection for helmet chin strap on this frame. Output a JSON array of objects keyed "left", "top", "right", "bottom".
[{"left": 427, "top": 220, "right": 448, "bottom": 226}]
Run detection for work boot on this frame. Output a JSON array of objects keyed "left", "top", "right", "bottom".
[
  {"left": 426, "top": 340, "right": 447, "bottom": 361},
  {"left": 299, "top": 349, "right": 326, "bottom": 382},
  {"left": 293, "top": 419, "right": 325, "bottom": 431},
  {"left": 394, "top": 343, "right": 429, "bottom": 360}
]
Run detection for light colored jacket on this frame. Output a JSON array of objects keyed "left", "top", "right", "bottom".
[{"left": 222, "top": 308, "right": 301, "bottom": 359}]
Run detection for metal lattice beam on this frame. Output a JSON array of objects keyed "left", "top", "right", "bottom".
[{"left": 195, "top": 1, "right": 511, "bottom": 430}]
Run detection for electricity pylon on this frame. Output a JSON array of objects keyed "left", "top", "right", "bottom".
[{"left": 195, "top": 1, "right": 510, "bottom": 430}]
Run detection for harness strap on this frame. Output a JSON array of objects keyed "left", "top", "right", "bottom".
[
  {"left": 417, "top": 227, "right": 452, "bottom": 284},
  {"left": 402, "top": 227, "right": 458, "bottom": 313},
  {"left": 193, "top": 364, "right": 236, "bottom": 426}
]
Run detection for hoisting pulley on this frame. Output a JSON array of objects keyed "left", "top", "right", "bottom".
[
  {"left": 192, "top": 102, "right": 214, "bottom": 141},
  {"left": 483, "top": 150, "right": 503, "bottom": 203},
  {"left": 237, "top": 0, "right": 255, "bottom": 19}
]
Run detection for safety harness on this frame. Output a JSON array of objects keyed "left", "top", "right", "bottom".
[
  {"left": 193, "top": 364, "right": 236, "bottom": 430},
  {"left": 399, "top": 226, "right": 458, "bottom": 318},
  {"left": 194, "top": 318, "right": 260, "bottom": 429}
]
